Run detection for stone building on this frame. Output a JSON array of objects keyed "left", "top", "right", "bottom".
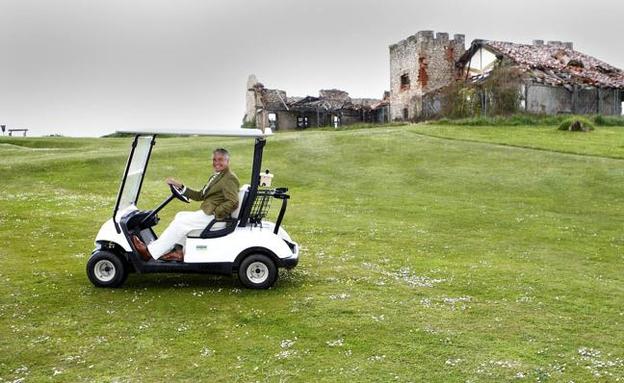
[
  {"left": 389, "top": 30, "right": 624, "bottom": 119},
  {"left": 244, "top": 75, "right": 389, "bottom": 130},
  {"left": 456, "top": 40, "right": 624, "bottom": 115},
  {"left": 389, "top": 31, "right": 465, "bottom": 120}
]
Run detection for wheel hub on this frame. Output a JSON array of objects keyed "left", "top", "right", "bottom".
[
  {"left": 94, "top": 260, "right": 116, "bottom": 282},
  {"left": 246, "top": 261, "right": 269, "bottom": 284}
]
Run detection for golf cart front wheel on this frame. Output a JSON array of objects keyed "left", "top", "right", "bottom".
[
  {"left": 86, "top": 250, "right": 127, "bottom": 288},
  {"left": 238, "top": 254, "right": 278, "bottom": 289}
]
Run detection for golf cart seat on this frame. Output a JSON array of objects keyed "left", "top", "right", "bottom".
[{"left": 187, "top": 184, "right": 250, "bottom": 239}]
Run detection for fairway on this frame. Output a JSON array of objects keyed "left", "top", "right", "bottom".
[{"left": 1, "top": 124, "right": 623, "bottom": 382}]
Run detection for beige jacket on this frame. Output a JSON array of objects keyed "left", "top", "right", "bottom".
[{"left": 183, "top": 168, "right": 240, "bottom": 220}]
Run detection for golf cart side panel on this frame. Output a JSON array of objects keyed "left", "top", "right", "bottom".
[
  {"left": 260, "top": 221, "right": 293, "bottom": 242},
  {"left": 95, "top": 218, "right": 132, "bottom": 251},
  {"left": 95, "top": 204, "right": 143, "bottom": 252},
  {"left": 184, "top": 226, "right": 294, "bottom": 263}
]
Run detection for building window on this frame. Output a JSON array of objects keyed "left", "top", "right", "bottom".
[
  {"left": 268, "top": 113, "right": 277, "bottom": 129},
  {"left": 402, "top": 108, "right": 409, "bottom": 120},
  {"left": 297, "top": 116, "right": 309, "bottom": 128},
  {"left": 400, "top": 74, "right": 410, "bottom": 91}
]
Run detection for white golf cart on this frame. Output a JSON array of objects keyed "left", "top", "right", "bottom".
[{"left": 86, "top": 128, "right": 299, "bottom": 289}]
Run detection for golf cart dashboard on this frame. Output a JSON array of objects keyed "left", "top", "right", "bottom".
[{"left": 124, "top": 210, "right": 159, "bottom": 231}]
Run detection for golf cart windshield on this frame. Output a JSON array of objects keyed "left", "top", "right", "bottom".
[{"left": 114, "top": 135, "right": 155, "bottom": 216}]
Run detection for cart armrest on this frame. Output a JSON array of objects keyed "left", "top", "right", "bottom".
[{"left": 189, "top": 217, "right": 238, "bottom": 239}]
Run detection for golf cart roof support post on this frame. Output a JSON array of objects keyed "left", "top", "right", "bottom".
[
  {"left": 135, "top": 135, "right": 156, "bottom": 207},
  {"left": 113, "top": 136, "right": 139, "bottom": 234},
  {"left": 239, "top": 137, "right": 266, "bottom": 227},
  {"left": 274, "top": 197, "right": 288, "bottom": 234}
]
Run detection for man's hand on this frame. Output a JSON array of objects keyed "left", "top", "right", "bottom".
[{"left": 166, "top": 177, "right": 183, "bottom": 189}]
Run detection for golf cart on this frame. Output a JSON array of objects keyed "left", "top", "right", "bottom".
[{"left": 86, "top": 128, "right": 299, "bottom": 289}]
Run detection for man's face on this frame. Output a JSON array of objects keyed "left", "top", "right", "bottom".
[{"left": 212, "top": 152, "right": 229, "bottom": 172}]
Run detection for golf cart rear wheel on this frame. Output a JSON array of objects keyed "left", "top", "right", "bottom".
[
  {"left": 87, "top": 250, "right": 127, "bottom": 288},
  {"left": 238, "top": 254, "right": 278, "bottom": 289}
]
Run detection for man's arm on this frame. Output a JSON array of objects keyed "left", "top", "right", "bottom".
[
  {"left": 182, "top": 186, "right": 204, "bottom": 202},
  {"left": 166, "top": 177, "right": 204, "bottom": 202},
  {"left": 214, "top": 178, "right": 240, "bottom": 220}
]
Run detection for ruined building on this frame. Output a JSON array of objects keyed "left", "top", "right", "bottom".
[
  {"left": 389, "top": 31, "right": 466, "bottom": 120},
  {"left": 244, "top": 75, "right": 389, "bottom": 130},
  {"left": 389, "top": 30, "right": 624, "bottom": 119},
  {"left": 244, "top": 31, "right": 623, "bottom": 128},
  {"left": 457, "top": 40, "right": 624, "bottom": 115}
]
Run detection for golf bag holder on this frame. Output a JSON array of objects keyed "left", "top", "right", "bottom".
[
  {"left": 251, "top": 187, "right": 290, "bottom": 234},
  {"left": 249, "top": 189, "right": 273, "bottom": 225}
]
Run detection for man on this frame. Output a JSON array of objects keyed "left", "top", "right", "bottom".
[{"left": 132, "top": 148, "right": 240, "bottom": 262}]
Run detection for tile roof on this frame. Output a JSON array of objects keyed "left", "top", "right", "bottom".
[
  {"left": 462, "top": 40, "right": 624, "bottom": 89},
  {"left": 258, "top": 88, "right": 383, "bottom": 113}
]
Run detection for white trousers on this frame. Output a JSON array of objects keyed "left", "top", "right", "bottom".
[{"left": 147, "top": 210, "right": 214, "bottom": 259}]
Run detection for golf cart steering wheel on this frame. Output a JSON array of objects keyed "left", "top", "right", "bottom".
[{"left": 169, "top": 184, "right": 190, "bottom": 203}]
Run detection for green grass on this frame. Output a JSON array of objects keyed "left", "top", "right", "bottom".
[
  {"left": 411, "top": 124, "right": 624, "bottom": 159},
  {"left": 1, "top": 124, "right": 623, "bottom": 382},
  {"left": 432, "top": 113, "right": 624, "bottom": 127}
]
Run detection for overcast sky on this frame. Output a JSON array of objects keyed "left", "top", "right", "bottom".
[{"left": 1, "top": 0, "right": 622, "bottom": 137}]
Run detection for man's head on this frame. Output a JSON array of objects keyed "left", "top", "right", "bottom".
[{"left": 212, "top": 148, "right": 230, "bottom": 172}]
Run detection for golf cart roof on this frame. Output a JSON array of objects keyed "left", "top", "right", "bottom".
[{"left": 116, "top": 128, "right": 272, "bottom": 138}]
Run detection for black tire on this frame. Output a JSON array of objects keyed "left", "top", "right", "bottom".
[
  {"left": 86, "top": 250, "right": 128, "bottom": 288},
  {"left": 238, "top": 254, "right": 278, "bottom": 289}
]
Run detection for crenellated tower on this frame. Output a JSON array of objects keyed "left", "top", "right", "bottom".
[{"left": 389, "top": 31, "right": 465, "bottom": 120}]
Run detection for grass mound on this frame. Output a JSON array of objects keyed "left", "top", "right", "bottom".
[
  {"left": 0, "top": 137, "right": 90, "bottom": 149},
  {"left": 558, "top": 116, "right": 595, "bottom": 131}
]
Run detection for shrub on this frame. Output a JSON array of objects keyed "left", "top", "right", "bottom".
[
  {"left": 593, "top": 115, "right": 624, "bottom": 127},
  {"left": 429, "top": 113, "right": 569, "bottom": 126},
  {"left": 241, "top": 117, "right": 256, "bottom": 129},
  {"left": 440, "top": 82, "right": 482, "bottom": 118},
  {"left": 482, "top": 67, "right": 523, "bottom": 115},
  {"left": 439, "top": 66, "right": 523, "bottom": 119}
]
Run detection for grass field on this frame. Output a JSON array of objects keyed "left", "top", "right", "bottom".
[{"left": 1, "top": 124, "right": 623, "bottom": 382}]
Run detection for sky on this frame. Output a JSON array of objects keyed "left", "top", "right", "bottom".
[{"left": 1, "top": 0, "right": 623, "bottom": 137}]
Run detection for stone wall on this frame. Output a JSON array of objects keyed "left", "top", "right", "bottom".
[
  {"left": 596, "top": 88, "right": 622, "bottom": 115},
  {"left": 576, "top": 88, "right": 599, "bottom": 114},
  {"left": 244, "top": 75, "right": 260, "bottom": 125},
  {"left": 389, "top": 30, "right": 465, "bottom": 120},
  {"left": 526, "top": 85, "right": 572, "bottom": 114},
  {"left": 275, "top": 111, "right": 297, "bottom": 130},
  {"left": 527, "top": 84, "right": 622, "bottom": 115}
]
